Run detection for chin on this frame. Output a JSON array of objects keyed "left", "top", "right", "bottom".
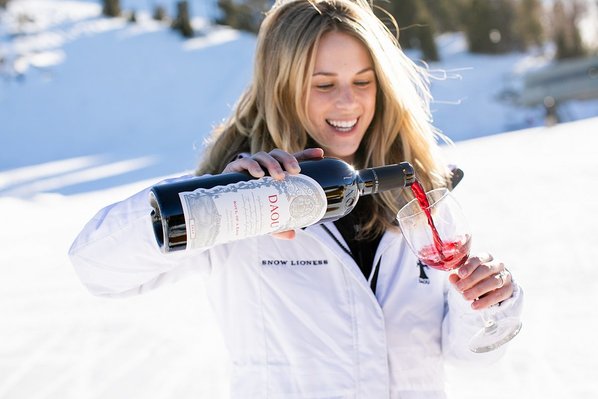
[{"left": 328, "top": 150, "right": 358, "bottom": 163}]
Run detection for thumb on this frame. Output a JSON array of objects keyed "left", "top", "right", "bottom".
[{"left": 293, "top": 148, "right": 324, "bottom": 162}]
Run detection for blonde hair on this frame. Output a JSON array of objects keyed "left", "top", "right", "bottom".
[{"left": 197, "top": 0, "right": 451, "bottom": 237}]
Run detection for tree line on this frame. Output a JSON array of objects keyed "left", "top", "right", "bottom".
[
  {"left": 216, "top": 0, "right": 592, "bottom": 61},
  {"left": 7, "top": 0, "right": 584, "bottom": 60}
]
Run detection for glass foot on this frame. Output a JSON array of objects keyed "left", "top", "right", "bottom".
[{"left": 469, "top": 316, "right": 522, "bottom": 353}]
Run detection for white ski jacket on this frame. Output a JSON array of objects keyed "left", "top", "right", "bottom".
[{"left": 69, "top": 177, "right": 523, "bottom": 399}]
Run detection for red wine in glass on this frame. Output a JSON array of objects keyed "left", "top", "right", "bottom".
[
  {"left": 410, "top": 181, "right": 471, "bottom": 270},
  {"left": 418, "top": 235, "right": 471, "bottom": 271}
]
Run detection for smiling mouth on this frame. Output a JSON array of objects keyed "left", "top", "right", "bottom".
[{"left": 326, "top": 118, "right": 358, "bottom": 132}]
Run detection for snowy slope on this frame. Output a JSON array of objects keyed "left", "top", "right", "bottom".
[
  {"left": 2, "top": 0, "right": 597, "bottom": 197},
  {"left": 2, "top": 117, "right": 597, "bottom": 399}
]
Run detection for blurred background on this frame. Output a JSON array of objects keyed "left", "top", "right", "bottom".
[
  {"left": 1, "top": 0, "right": 597, "bottom": 196},
  {"left": 1, "top": 1, "right": 597, "bottom": 399}
]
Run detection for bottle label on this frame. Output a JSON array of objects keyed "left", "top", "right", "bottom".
[{"left": 179, "top": 174, "right": 327, "bottom": 250}]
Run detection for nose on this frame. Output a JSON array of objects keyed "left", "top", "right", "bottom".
[{"left": 335, "top": 85, "right": 357, "bottom": 109}]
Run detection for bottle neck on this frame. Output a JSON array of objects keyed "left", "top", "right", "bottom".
[{"left": 357, "top": 162, "right": 415, "bottom": 195}]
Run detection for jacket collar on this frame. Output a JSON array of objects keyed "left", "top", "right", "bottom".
[{"left": 303, "top": 223, "right": 384, "bottom": 311}]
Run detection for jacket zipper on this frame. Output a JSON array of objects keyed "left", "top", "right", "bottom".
[{"left": 320, "top": 224, "right": 382, "bottom": 293}]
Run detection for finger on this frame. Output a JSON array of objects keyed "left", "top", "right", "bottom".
[
  {"left": 494, "top": 269, "right": 510, "bottom": 290},
  {"left": 251, "top": 151, "right": 286, "bottom": 180},
  {"left": 455, "top": 261, "right": 504, "bottom": 297},
  {"left": 268, "top": 149, "right": 302, "bottom": 175},
  {"left": 272, "top": 230, "right": 296, "bottom": 240},
  {"left": 471, "top": 281, "right": 514, "bottom": 309},
  {"left": 458, "top": 263, "right": 507, "bottom": 301},
  {"left": 448, "top": 273, "right": 460, "bottom": 285},
  {"left": 456, "top": 252, "right": 493, "bottom": 279},
  {"left": 263, "top": 148, "right": 324, "bottom": 178},
  {"left": 222, "top": 158, "right": 266, "bottom": 178}
]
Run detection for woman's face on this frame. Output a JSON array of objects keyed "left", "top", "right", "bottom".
[{"left": 306, "top": 31, "right": 377, "bottom": 164}]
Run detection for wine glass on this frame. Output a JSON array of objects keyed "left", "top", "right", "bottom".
[{"left": 397, "top": 187, "right": 522, "bottom": 353}]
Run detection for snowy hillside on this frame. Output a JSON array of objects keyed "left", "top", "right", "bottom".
[{"left": 2, "top": 0, "right": 597, "bottom": 197}]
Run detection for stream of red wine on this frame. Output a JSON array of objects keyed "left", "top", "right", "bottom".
[
  {"left": 410, "top": 181, "right": 445, "bottom": 254},
  {"left": 410, "top": 181, "right": 470, "bottom": 271}
]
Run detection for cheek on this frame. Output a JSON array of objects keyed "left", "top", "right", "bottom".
[
  {"left": 365, "top": 88, "right": 377, "bottom": 110},
  {"left": 368, "top": 92, "right": 378, "bottom": 119},
  {"left": 305, "top": 105, "right": 321, "bottom": 138},
  {"left": 358, "top": 92, "right": 376, "bottom": 123},
  {"left": 307, "top": 96, "right": 327, "bottom": 125}
]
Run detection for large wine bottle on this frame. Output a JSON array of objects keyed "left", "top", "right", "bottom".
[{"left": 150, "top": 157, "right": 415, "bottom": 252}]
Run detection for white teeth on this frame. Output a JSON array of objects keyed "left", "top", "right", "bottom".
[{"left": 327, "top": 119, "right": 357, "bottom": 130}]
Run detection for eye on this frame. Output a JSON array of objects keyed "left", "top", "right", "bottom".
[
  {"left": 315, "top": 83, "right": 334, "bottom": 90},
  {"left": 354, "top": 80, "right": 371, "bottom": 87}
]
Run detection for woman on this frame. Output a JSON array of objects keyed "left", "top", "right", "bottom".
[{"left": 69, "top": 1, "right": 523, "bottom": 398}]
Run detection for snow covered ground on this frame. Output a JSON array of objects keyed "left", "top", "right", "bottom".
[
  {"left": 2, "top": 118, "right": 597, "bottom": 399},
  {"left": 1, "top": 1, "right": 598, "bottom": 398}
]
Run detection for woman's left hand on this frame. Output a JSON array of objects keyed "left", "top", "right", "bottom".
[{"left": 449, "top": 253, "right": 514, "bottom": 310}]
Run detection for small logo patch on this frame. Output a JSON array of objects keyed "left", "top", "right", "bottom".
[{"left": 417, "top": 260, "right": 430, "bottom": 284}]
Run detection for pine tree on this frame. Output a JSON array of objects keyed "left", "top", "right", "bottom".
[
  {"left": 417, "top": 7, "right": 439, "bottom": 62},
  {"left": 392, "top": 0, "right": 419, "bottom": 49},
  {"left": 102, "top": 0, "right": 121, "bottom": 17},
  {"left": 374, "top": 0, "right": 439, "bottom": 61},
  {"left": 172, "top": 1, "right": 194, "bottom": 38},
  {"left": 495, "top": 0, "right": 520, "bottom": 52},
  {"left": 464, "top": 0, "right": 520, "bottom": 54},
  {"left": 153, "top": 5, "right": 168, "bottom": 22},
  {"left": 216, "top": 0, "right": 271, "bottom": 33},
  {"left": 464, "top": 0, "right": 494, "bottom": 53},
  {"left": 423, "top": 0, "right": 464, "bottom": 33},
  {"left": 128, "top": 9, "right": 137, "bottom": 23},
  {"left": 552, "top": 0, "right": 586, "bottom": 59},
  {"left": 516, "top": 0, "right": 544, "bottom": 48}
]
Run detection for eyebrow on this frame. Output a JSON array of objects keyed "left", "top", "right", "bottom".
[{"left": 312, "top": 67, "right": 374, "bottom": 77}]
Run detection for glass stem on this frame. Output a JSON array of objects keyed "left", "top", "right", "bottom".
[{"left": 480, "top": 308, "right": 498, "bottom": 333}]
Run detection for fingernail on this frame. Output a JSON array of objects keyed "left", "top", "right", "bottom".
[
  {"left": 458, "top": 268, "right": 467, "bottom": 277},
  {"left": 275, "top": 169, "right": 286, "bottom": 180}
]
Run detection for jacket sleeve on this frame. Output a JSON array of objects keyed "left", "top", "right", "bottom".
[
  {"left": 68, "top": 176, "right": 212, "bottom": 298},
  {"left": 441, "top": 278, "right": 524, "bottom": 364}
]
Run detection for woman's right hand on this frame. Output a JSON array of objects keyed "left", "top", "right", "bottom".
[
  {"left": 223, "top": 148, "right": 324, "bottom": 179},
  {"left": 222, "top": 147, "right": 324, "bottom": 240}
]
